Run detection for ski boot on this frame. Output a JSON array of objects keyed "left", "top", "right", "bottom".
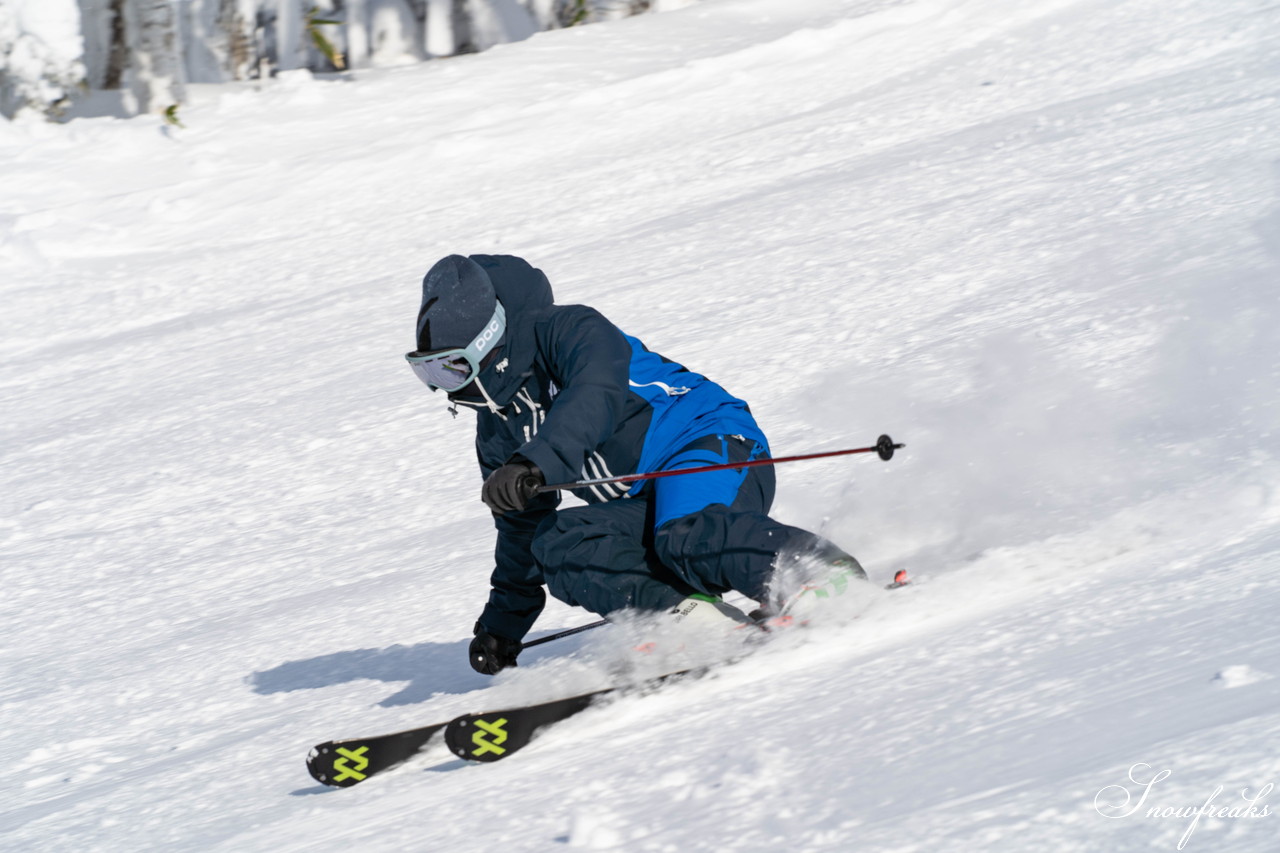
[
  {"left": 671, "top": 593, "right": 756, "bottom": 627},
  {"left": 759, "top": 544, "right": 872, "bottom": 625},
  {"left": 633, "top": 594, "right": 758, "bottom": 656}
]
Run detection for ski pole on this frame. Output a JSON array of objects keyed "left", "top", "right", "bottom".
[
  {"left": 523, "top": 619, "right": 608, "bottom": 648},
  {"left": 538, "top": 434, "right": 904, "bottom": 493}
]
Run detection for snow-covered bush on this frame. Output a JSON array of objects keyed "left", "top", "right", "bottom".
[{"left": 0, "top": 0, "right": 86, "bottom": 120}]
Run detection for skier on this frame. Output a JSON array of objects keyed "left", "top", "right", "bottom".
[{"left": 406, "top": 254, "right": 866, "bottom": 675}]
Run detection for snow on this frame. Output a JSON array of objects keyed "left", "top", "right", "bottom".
[{"left": 2, "top": 0, "right": 1279, "bottom": 849}]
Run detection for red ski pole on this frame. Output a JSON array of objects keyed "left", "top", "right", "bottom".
[{"left": 538, "top": 434, "right": 903, "bottom": 493}]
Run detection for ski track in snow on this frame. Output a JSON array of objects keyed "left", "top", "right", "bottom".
[{"left": 2, "top": 0, "right": 1279, "bottom": 849}]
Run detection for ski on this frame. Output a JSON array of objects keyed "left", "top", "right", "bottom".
[
  {"left": 307, "top": 721, "right": 451, "bottom": 787},
  {"left": 306, "top": 671, "right": 692, "bottom": 786},
  {"left": 443, "top": 670, "right": 692, "bottom": 764},
  {"left": 306, "top": 571, "right": 914, "bottom": 786}
]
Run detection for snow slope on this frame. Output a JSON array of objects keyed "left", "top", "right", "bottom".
[{"left": 2, "top": 0, "right": 1279, "bottom": 849}]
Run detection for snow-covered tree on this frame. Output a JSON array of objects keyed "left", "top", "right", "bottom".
[
  {"left": 3, "top": 0, "right": 673, "bottom": 121},
  {"left": 130, "top": 0, "right": 186, "bottom": 111},
  {"left": 180, "top": 0, "right": 260, "bottom": 82},
  {"left": 74, "top": 0, "right": 184, "bottom": 114},
  {"left": 0, "top": 0, "right": 86, "bottom": 119}
]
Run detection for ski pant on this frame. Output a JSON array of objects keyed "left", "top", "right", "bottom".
[{"left": 530, "top": 434, "right": 828, "bottom": 616}]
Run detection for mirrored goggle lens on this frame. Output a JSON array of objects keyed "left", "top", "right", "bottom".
[{"left": 406, "top": 352, "right": 476, "bottom": 391}]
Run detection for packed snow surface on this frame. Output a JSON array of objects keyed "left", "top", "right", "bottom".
[{"left": 2, "top": 0, "right": 1279, "bottom": 850}]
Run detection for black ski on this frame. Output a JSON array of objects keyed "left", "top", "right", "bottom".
[
  {"left": 444, "top": 689, "right": 609, "bottom": 763},
  {"left": 306, "top": 572, "right": 914, "bottom": 785},
  {"left": 443, "top": 670, "right": 692, "bottom": 764},
  {"left": 307, "top": 721, "right": 450, "bottom": 787},
  {"left": 306, "top": 671, "right": 692, "bottom": 785}
]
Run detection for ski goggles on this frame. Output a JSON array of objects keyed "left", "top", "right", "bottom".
[{"left": 405, "top": 302, "right": 507, "bottom": 392}]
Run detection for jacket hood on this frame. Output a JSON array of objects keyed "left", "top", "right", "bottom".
[{"left": 443, "top": 254, "right": 554, "bottom": 409}]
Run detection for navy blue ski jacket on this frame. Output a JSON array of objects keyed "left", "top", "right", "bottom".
[{"left": 444, "top": 255, "right": 768, "bottom": 642}]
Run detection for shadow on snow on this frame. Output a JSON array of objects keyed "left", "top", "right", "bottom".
[
  {"left": 250, "top": 627, "right": 597, "bottom": 706},
  {"left": 250, "top": 639, "right": 482, "bottom": 706}
]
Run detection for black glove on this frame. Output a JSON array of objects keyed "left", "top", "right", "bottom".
[
  {"left": 481, "top": 461, "right": 544, "bottom": 515},
  {"left": 469, "top": 624, "right": 522, "bottom": 675}
]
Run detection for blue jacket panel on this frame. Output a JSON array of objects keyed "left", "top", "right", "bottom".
[{"left": 624, "top": 337, "right": 767, "bottom": 494}]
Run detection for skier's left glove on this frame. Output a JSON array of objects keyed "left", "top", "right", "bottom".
[
  {"left": 469, "top": 623, "right": 522, "bottom": 675},
  {"left": 481, "top": 460, "right": 544, "bottom": 515}
]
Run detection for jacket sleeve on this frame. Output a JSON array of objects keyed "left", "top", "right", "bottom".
[
  {"left": 472, "top": 425, "right": 558, "bottom": 641},
  {"left": 515, "top": 306, "right": 633, "bottom": 486},
  {"left": 478, "top": 490, "right": 556, "bottom": 642}
]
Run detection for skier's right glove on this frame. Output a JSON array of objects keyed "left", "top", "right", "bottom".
[
  {"left": 469, "top": 623, "right": 522, "bottom": 675},
  {"left": 481, "top": 461, "right": 544, "bottom": 515}
]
